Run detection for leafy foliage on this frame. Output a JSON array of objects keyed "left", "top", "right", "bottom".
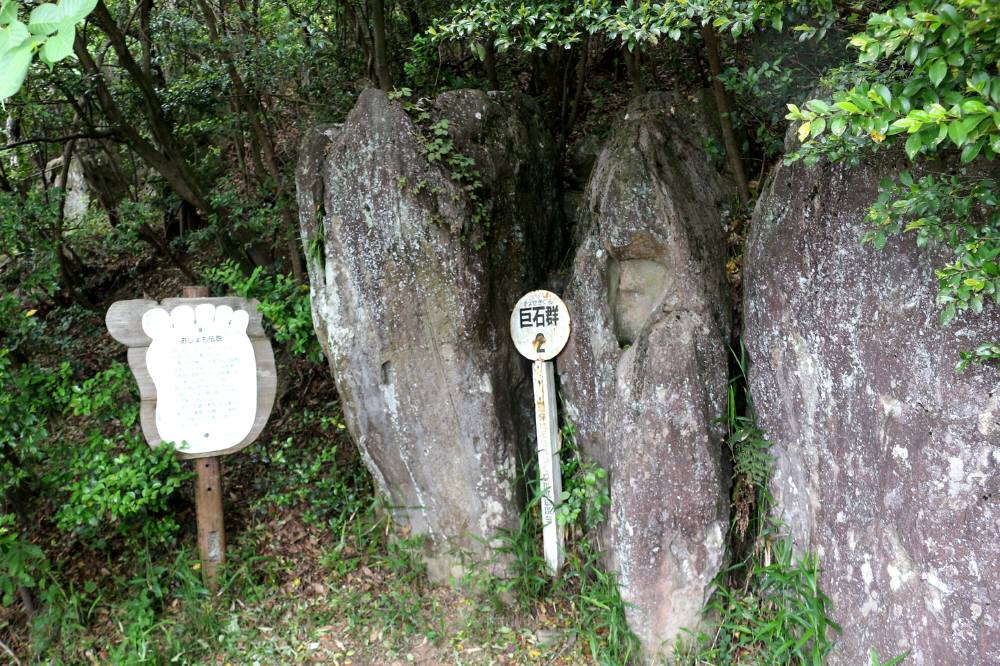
[
  {"left": 0, "top": 513, "right": 48, "bottom": 607},
  {"left": 554, "top": 415, "right": 609, "bottom": 536},
  {"left": 55, "top": 363, "right": 189, "bottom": 546},
  {"left": 0, "top": 0, "right": 96, "bottom": 100},
  {"left": 427, "top": 0, "right": 833, "bottom": 54},
  {"left": 475, "top": 410, "right": 640, "bottom": 664},
  {"left": 786, "top": 0, "right": 1000, "bottom": 369},
  {"left": 0, "top": 190, "right": 65, "bottom": 297},
  {"left": 720, "top": 346, "right": 773, "bottom": 541},
  {"left": 787, "top": 0, "right": 1000, "bottom": 165},
  {"left": 205, "top": 260, "right": 323, "bottom": 363},
  {"left": 866, "top": 172, "right": 999, "bottom": 333},
  {"left": 678, "top": 531, "right": 840, "bottom": 665}
]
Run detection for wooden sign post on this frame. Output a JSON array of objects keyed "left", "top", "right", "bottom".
[
  {"left": 105, "top": 286, "right": 276, "bottom": 591},
  {"left": 510, "top": 290, "right": 571, "bottom": 576}
]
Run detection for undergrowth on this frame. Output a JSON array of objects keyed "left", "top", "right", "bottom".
[
  {"left": 467, "top": 411, "right": 641, "bottom": 665},
  {"left": 676, "top": 348, "right": 841, "bottom": 665}
]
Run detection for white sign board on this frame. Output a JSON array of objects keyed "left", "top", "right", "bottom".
[
  {"left": 105, "top": 295, "right": 276, "bottom": 460},
  {"left": 511, "top": 290, "right": 571, "bottom": 575},
  {"left": 510, "top": 290, "right": 570, "bottom": 361},
  {"left": 142, "top": 304, "right": 258, "bottom": 455}
]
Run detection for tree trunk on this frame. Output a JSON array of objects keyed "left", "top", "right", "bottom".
[
  {"left": 483, "top": 37, "right": 499, "bottom": 91},
  {"left": 624, "top": 47, "right": 645, "bottom": 95},
  {"left": 73, "top": 35, "right": 212, "bottom": 214},
  {"left": 701, "top": 24, "right": 750, "bottom": 204},
  {"left": 73, "top": 31, "right": 248, "bottom": 268},
  {"left": 195, "top": 0, "right": 304, "bottom": 279},
  {"left": 370, "top": 0, "right": 392, "bottom": 89},
  {"left": 52, "top": 140, "right": 93, "bottom": 306},
  {"left": 0, "top": 162, "right": 11, "bottom": 192},
  {"left": 90, "top": 0, "right": 206, "bottom": 206}
]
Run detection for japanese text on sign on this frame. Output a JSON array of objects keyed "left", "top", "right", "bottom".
[{"left": 519, "top": 305, "right": 560, "bottom": 328}]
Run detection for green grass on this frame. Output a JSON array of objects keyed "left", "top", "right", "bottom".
[
  {"left": 674, "top": 345, "right": 843, "bottom": 666},
  {"left": 675, "top": 530, "right": 840, "bottom": 665}
]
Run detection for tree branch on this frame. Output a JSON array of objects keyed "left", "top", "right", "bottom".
[{"left": 1, "top": 131, "right": 115, "bottom": 152}]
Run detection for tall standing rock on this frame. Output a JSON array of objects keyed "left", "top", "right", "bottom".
[
  {"left": 559, "top": 92, "right": 734, "bottom": 659},
  {"left": 296, "top": 89, "right": 563, "bottom": 578},
  {"left": 745, "top": 145, "right": 1000, "bottom": 663}
]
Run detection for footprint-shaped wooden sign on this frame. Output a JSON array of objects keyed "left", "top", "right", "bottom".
[{"left": 106, "top": 296, "right": 276, "bottom": 459}]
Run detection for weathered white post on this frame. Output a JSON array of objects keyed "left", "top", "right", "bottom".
[{"left": 510, "top": 290, "right": 571, "bottom": 575}]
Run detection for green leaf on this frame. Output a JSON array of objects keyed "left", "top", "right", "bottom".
[
  {"left": 888, "top": 117, "right": 916, "bottom": 135},
  {"left": 27, "top": 3, "right": 60, "bottom": 35},
  {"left": 940, "top": 302, "right": 957, "bottom": 325},
  {"left": 961, "top": 139, "right": 984, "bottom": 163},
  {"left": 39, "top": 21, "right": 74, "bottom": 64},
  {"left": 830, "top": 116, "right": 847, "bottom": 137},
  {"left": 905, "top": 132, "right": 924, "bottom": 160},
  {"left": 929, "top": 59, "right": 947, "bottom": 87},
  {"left": 960, "top": 99, "right": 989, "bottom": 115},
  {"left": 938, "top": 3, "right": 960, "bottom": 26},
  {"left": 835, "top": 101, "right": 862, "bottom": 114},
  {"left": 805, "top": 99, "right": 831, "bottom": 114},
  {"left": 0, "top": 0, "right": 17, "bottom": 25},
  {"left": 948, "top": 119, "right": 968, "bottom": 147},
  {"left": 0, "top": 19, "right": 29, "bottom": 52},
  {"left": 964, "top": 277, "right": 986, "bottom": 291},
  {"left": 905, "top": 132, "right": 923, "bottom": 159},
  {"left": 0, "top": 38, "right": 35, "bottom": 100},
  {"left": 59, "top": 0, "right": 97, "bottom": 23},
  {"left": 873, "top": 84, "right": 892, "bottom": 107}
]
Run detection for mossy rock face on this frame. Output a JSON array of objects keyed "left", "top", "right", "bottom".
[
  {"left": 295, "top": 89, "right": 562, "bottom": 579},
  {"left": 745, "top": 140, "right": 1000, "bottom": 663},
  {"left": 559, "top": 91, "right": 734, "bottom": 661}
]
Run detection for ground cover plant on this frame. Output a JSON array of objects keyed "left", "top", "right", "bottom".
[{"left": 0, "top": 239, "right": 648, "bottom": 663}]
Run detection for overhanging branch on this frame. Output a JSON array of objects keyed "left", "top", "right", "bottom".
[{"left": 1, "top": 131, "right": 115, "bottom": 152}]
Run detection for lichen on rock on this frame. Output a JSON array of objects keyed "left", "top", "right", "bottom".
[
  {"left": 559, "top": 91, "right": 735, "bottom": 660},
  {"left": 295, "top": 89, "right": 563, "bottom": 578},
  {"left": 745, "top": 143, "right": 1000, "bottom": 664}
]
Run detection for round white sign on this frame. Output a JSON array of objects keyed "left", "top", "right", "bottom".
[{"left": 510, "top": 290, "right": 571, "bottom": 361}]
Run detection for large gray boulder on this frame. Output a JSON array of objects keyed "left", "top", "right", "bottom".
[
  {"left": 745, "top": 146, "right": 1000, "bottom": 663},
  {"left": 559, "top": 92, "right": 734, "bottom": 659},
  {"left": 296, "top": 89, "right": 563, "bottom": 578}
]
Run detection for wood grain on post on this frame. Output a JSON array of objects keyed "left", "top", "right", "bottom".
[
  {"left": 182, "top": 286, "right": 226, "bottom": 591},
  {"left": 195, "top": 456, "right": 225, "bottom": 591}
]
